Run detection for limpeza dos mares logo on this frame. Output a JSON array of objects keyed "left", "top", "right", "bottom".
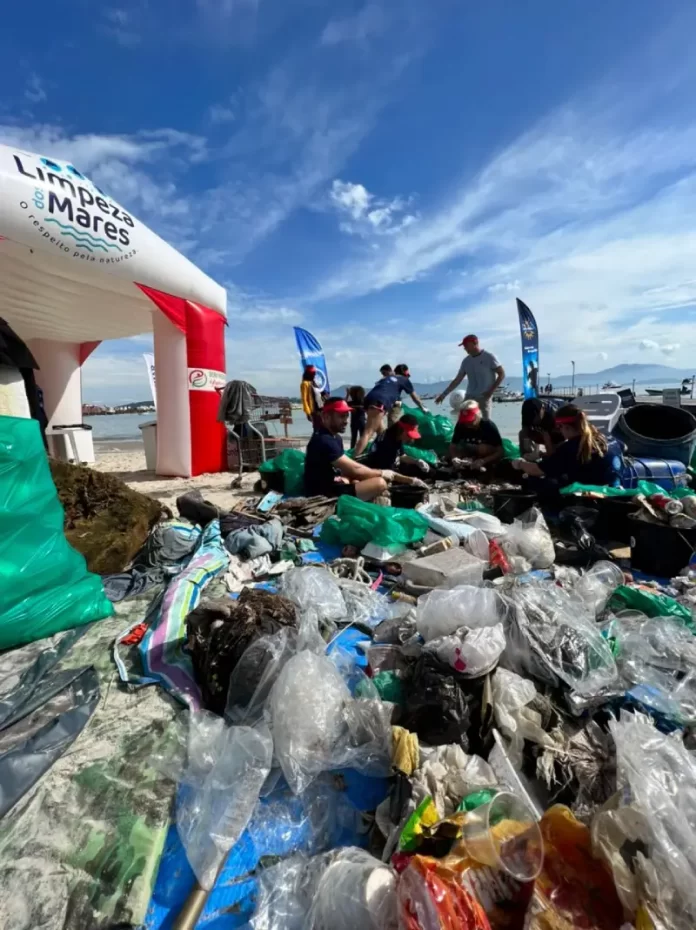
[{"left": 13, "top": 153, "right": 138, "bottom": 263}]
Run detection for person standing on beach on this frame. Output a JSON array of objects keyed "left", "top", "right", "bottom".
[
  {"left": 354, "top": 364, "right": 428, "bottom": 456},
  {"left": 346, "top": 385, "right": 367, "bottom": 449},
  {"left": 435, "top": 334, "right": 505, "bottom": 420},
  {"left": 300, "top": 365, "right": 323, "bottom": 431}
]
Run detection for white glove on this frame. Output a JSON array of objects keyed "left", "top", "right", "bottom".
[
  {"left": 417, "top": 460, "right": 430, "bottom": 473},
  {"left": 510, "top": 458, "right": 525, "bottom": 471},
  {"left": 411, "top": 478, "right": 428, "bottom": 489},
  {"left": 381, "top": 469, "right": 396, "bottom": 482},
  {"left": 420, "top": 406, "right": 430, "bottom": 414}
]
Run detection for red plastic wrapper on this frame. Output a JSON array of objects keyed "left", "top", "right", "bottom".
[{"left": 398, "top": 855, "right": 492, "bottom": 930}]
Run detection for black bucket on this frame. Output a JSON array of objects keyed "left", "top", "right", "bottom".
[
  {"left": 587, "top": 497, "right": 640, "bottom": 544},
  {"left": 390, "top": 484, "right": 428, "bottom": 509},
  {"left": 629, "top": 515, "right": 696, "bottom": 578},
  {"left": 491, "top": 488, "right": 538, "bottom": 524},
  {"left": 615, "top": 403, "right": 696, "bottom": 466}
]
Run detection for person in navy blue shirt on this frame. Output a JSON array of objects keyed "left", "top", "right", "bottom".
[
  {"left": 303, "top": 398, "right": 390, "bottom": 501},
  {"left": 514, "top": 404, "right": 622, "bottom": 488},
  {"left": 354, "top": 363, "right": 428, "bottom": 456}
]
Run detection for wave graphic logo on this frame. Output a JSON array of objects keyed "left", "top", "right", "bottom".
[{"left": 45, "top": 218, "right": 123, "bottom": 253}]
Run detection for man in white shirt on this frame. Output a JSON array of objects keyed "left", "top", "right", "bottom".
[{"left": 435, "top": 334, "right": 505, "bottom": 420}]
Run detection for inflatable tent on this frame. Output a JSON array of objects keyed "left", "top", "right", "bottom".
[{"left": 0, "top": 142, "right": 227, "bottom": 477}]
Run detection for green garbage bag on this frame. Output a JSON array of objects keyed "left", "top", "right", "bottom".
[
  {"left": 0, "top": 417, "right": 114, "bottom": 650},
  {"left": 403, "top": 407, "right": 454, "bottom": 457},
  {"left": 502, "top": 438, "right": 520, "bottom": 460},
  {"left": 321, "top": 495, "right": 429, "bottom": 549},
  {"left": 258, "top": 448, "right": 306, "bottom": 496},
  {"left": 403, "top": 444, "right": 438, "bottom": 465},
  {"left": 608, "top": 585, "right": 695, "bottom": 633},
  {"left": 561, "top": 481, "right": 695, "bottom": 499}
]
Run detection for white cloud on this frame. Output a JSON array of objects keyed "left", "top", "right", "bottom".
[
  {"left": 597, "top": 351, "right": 609, "bottom": 361},
  {"left": 321, "top": 4, "right": 388, "bottom": 47},
  {"left": 488, "top": 280, "right": 520, "bottom": 294},
  {"left": 328, "top": 178, "right": 417, "bottom": 237},
  {"left": 662, "top": 343, "right": 680, "bottom": 355},
  {"left": 24, "top": 74, "right": 46, "bottom": 104},
  {"left": 208, "top": 102, "right": 236, "bottom": 124},
  {"left": 640, "top": 339, "right": 660, "bottom": 351},
  {"left": 102, "top": 7, "right": 141, "bottom": 47}
]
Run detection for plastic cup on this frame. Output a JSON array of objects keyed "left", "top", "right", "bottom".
[
  {"left": 583, "top": 560, "right": 624, "bottom": 588},
  {"left": 461, "top": 791, "right": 544, "bottom": 881}
]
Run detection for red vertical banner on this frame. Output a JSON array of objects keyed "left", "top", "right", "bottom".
[{"left": 185, "top": 300, "right": 227, "bottom": 475}]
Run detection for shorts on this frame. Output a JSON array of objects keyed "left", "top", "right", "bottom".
[{"left": 365, "top": 402, "right": 386, "bottom": 412}]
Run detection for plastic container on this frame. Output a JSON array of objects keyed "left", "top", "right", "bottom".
[
  {"left": 490, "top": 489, "right": 538, "bottom": 524},
  {"left": 572, "top": 392, "right": 622, "bottom": 436},
  {"left": 139, "top": 420, "right": 157, "bottom": 471},
  {"left": 615, "top": 404, "right": 696, "bottom": 467},
  {"left": 620, "top": 456, "right": 688, "bottom": 490},
  {"left": 49, "top": 423, "right": 95, "bottom": 465},
  {"left": 630, "top": 515, "right": 696, "bottom": 578},
  {"left": 461, "top": 791, "right": 544, "bottom": 881}
]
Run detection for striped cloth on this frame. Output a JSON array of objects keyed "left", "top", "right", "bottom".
[{"left": 139, "top": 520, "right": 229, "bottom": 709}]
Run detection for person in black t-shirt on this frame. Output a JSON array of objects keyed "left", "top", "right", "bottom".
[
  {"left": 366, "top": 414, "right": 429, "bottom": 473},
  {"left": 345, "top": 385, "right": 367, "bottom": 449},
  {"left": 449, "top": 399, "right": 504, "bottom": 470},
  {"left": 303, "top": 398, "right": 389, "bottom": 501},
  {"left": 519, "top": 397, "right": 563, "bottom": 457}
]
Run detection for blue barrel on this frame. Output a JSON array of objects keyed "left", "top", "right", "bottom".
[
  {"left": 614, "top": 403, "right": 696, "bottom": 466},
  {"left": 620, "top": 457, "right": 688, "bottom": 490}
]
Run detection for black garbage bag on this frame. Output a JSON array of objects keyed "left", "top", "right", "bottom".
[
  {"left": 400, "top": 655, "right": 484, "bottom": 751},
  {"left": 186, "top": 589, "right": 298, "bottom": 715}
]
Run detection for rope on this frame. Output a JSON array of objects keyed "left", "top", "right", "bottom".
[{"left": 327, "top": 557, "right": 372, "bottom": 585}]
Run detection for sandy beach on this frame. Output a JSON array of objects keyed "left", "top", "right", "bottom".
[{"left": 93, "top": 441, "right": 264, "bottom": 511}]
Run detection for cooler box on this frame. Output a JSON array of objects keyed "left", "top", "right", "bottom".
[
  {"left": 572, "top": 392, "right": 622, "bottom": 436},
  {"left": 620, "top": 457, "right": 688, "bottom": 491},
  {"left": 48, "top": 423, "right": 95, "bottom": 465}
]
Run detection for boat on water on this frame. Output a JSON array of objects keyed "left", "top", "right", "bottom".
[
  {"left": 602, "top": 381, "right": 622, "bottom": 390},
  {"left": 645, "top": 378, "right": 694, "bottom": 397},
  {"left": 492, "top": 385, "right": 524, "bottom": 403}
]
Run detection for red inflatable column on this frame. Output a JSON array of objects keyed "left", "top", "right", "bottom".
[{"left": 185, "top": 300, "right": 227, "bottom": 475}]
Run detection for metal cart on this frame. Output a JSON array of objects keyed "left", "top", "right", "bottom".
[{"left": 226, "top": 391, "right": 305, "bottom": 475}]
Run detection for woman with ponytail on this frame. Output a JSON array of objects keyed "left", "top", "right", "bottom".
[{"left": 514, "top": 403, "right": 622, "bottom": 487}]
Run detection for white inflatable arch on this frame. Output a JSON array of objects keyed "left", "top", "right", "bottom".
[{"left": 0, "top": 143, "right": 227, "bottom": 477}]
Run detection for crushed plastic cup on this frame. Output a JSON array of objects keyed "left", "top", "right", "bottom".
[
  {"left": 583, "top": 560, "right": 624, "bottom": 588},
  {"left": 461, "top": 790, "right": 544, "bottom": 881}
]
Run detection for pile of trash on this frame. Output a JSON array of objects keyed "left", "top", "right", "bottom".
[{"left": 129, "top": 476, "right": 696, "bottom": 930}]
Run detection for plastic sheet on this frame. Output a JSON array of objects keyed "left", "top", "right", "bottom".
[
  {"left": 611, "top": 712, "right": 696, "bottom": 930},
  {"left": 502, "top": 582, "right": 618, "bottom": 698},
  {"left": 561, "top": 480, "right": 695, "bottom": 499},
  {"left": 176, "top": 719, "right": 273, "bottom": 890},
  {"left": 490, "top": 667, "right": 540, "bottom": 759},
  {"left": 411, "top": 744, "right": 496, "bottom": 818},
  {"left": 423, "top": 623, "right": 506, "bottom": 677},
  {"left": 403, "top": 407, "right": 455, "bottom": 457},
  {"left": 403, "top": 444, "right": 438, "bottom": 465},
  {"left": 500, "top": 508, "right": 555, "bottom": 570},
  {"left": 337, "top": 578, "right": 389, "bottom": 627},
  {"left": 416, "top": 507, "right": 490, "bottom": 560},
  {"left": 609, "top": 585, "right": 695, "bottom": 632},
  {"left": 226, "top": 628, "right": 298, "bottom": 724},
  {"left": 575, "top": 561, "right": 624, "bottom": 617},
  {"left": 268, "top": 650, "right": 392, "bottom": 794},
  {"left": 417, "top": 586, "right": 500, "bottom": 642},
  {"left": 279, "top": 567, "right": 347, "bottom": 622},
  {"left": 0, "top": 416, "right": 114, "bottom": 649},
  {"left": 321, "top": 496, "right": 429, "bottom": 549}
]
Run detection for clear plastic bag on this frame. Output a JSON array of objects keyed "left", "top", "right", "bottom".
[
  {"left": 252, "top": 854, "right": 331, "bottom": 930},
  {"left": 175, "top": 720, "right": 273, "bottom": 889},
  {"left": 268, "top": 650, "right": 391, "bottom": 794},
  {"left": 611, "top": 711, "right": 696, "bottom": 930},
  {"left": 416, "top": 585, "right": 500, "bottom": 642},
  {"left": 415, "top": 508, "right": 490, "bottom": 560},
  {"left": 226, "top": 629, "right": 298, "bottom": 724},
  {"left": 574, "top": 561, "right": 624, "bottom": 617},
  {"left": 423, "top": 623, "right": 506, "bottom": 677},
  {"left": 500, "top": 507, "right": 555, "bottom": 569},
  {"left": 337, "top": 578, "right": 389, "bottom": 628},
  {"left": 280, "top": 566, "right": 347, "bottom": 621},
  {"left": 501, "top": 582, "right": 618, "bottom": 698}
]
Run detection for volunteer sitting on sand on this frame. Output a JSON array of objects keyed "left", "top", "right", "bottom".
[
  {"left": 354, "top": 365, "right": 428, "bottom": 456},
  {"left": 448, "top": 399, "right": 504, "bottom": 470},
  {"left": 513, "top": 403, "right": 622, "bottom": 487},
  {"left": 365, "top": 414, "right": 431, "bottom": 474},
  {"left": 304, "top": 398, "right": 390, "bottom": 501},
  {"left": 519, "top": 397, "right": 563, "bottom": 458}
]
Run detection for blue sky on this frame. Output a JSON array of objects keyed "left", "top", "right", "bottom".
[{"left": 3, "top": 0, "right": 696, "bottom": 401}]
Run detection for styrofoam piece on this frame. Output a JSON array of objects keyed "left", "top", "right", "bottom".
[{"left": 401, "top": 547, "right": 485, "bottom": 588}]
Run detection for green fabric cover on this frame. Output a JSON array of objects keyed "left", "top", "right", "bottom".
[
  {"left": 502, "top": 438, "right": 521, "bottom": 460},
  {"left": 258, "top": 448, "right": 306, "bottom": 496},
  {"left": 321, "top": 495, "right": 429, "bottom": 548},
  {"left": 0, "top": 417, "right": 114, "bottom": 649},
  {"left": 561, "top": 481, "right": 694, "bottom": 499},
  {"left": 403, "top": 407, "right": 454, "bottom": 457},
  {"left": 402, "top": 444, "right": 438, "bottom": 465}
]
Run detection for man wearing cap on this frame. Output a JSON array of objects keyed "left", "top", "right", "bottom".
[
  {"left": 449, "top": 399, "right": 504, "bottom": 469},
  {"left": 304, "top": 398, "right": 391, "bottom": 501},
  {"left": 435, "top": 335, "right": 505, "bottom": 420},
  {"left": 300, "top": 364, "right": 323, "bottom": 431}
]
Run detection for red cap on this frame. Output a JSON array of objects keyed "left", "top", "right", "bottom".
[
  {"left": 324, "top": 398, "right": 351, "bottom": 414},
  {"left": 398, "top": 422, "right": 421, "bottom": 440},
  {"left": 305, "top": 364, "right": 317, "bottom": 374},
  {"left": 458, "top": 334, "right": 479, "bottom": 347},
  {"left": 458, "top": 400, "right": 481, "bottom": 423}
]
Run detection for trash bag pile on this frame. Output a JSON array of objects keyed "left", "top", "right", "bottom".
[{"left": 147, "top": 479, "right": 696, "bottom": 930}]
